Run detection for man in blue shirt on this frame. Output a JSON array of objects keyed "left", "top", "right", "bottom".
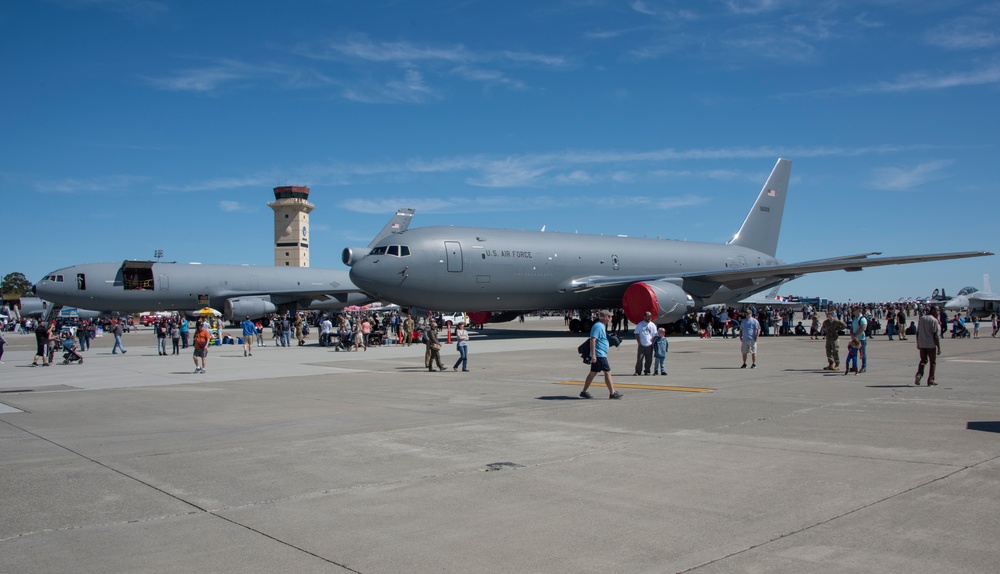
[
  {"left": 739, "top": 312, "right": 761, "bottom": 369},
  {"left": 580, "top": 310, "right": 623, "bottom": 399},
  {"left": 241, "top": 315, "right": 256, "bottom": 357}
]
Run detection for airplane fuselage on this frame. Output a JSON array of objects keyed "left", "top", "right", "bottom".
[
  {"left": 36, "top": 261, "right": 371, "bottom": 316},
  {"left": 349, "top": 226, "right": 779, "bottom": 312}
]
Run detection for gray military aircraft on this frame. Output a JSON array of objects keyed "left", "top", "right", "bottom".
[
  {"left": 346, "top": 158, "right": 993, "bottom": 331},
  {"left": 944, "top": 274, "right": 999, "bottom": 319},
  {"left": 34, "top": 209, "right": 416, "bottom": 319},
  {"left": 34, "top": 262, "right": 371, "bottom": 319},
  {"left": 13, "top": 296, "right": 102, "bottom": 321}
]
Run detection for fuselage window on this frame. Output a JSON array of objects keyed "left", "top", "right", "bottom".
[
  {"left": 77, "top": 273, "right": 86, "bottom": 290},
  {"left": 387, "top": 245, "right": 399, "bottom": 256}
]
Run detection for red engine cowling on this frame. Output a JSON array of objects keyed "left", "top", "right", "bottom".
[{"left": 622, "top": 281, "right": 695, "bottom": 325}]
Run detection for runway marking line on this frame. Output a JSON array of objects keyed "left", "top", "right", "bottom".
[{"left": 556, "top": 381, "right": 713, "bottom": 393}]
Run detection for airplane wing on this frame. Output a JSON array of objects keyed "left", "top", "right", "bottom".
[
  {"left": 690, "top": 251, "right": 994, "bottom": 290},
  {"left": 561, "top": 251, "right": 993, "bottom": 298}
]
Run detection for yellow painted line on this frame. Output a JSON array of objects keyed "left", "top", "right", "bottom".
[{"left": 555, "top": 381, "right": 713, "bottom": 393}]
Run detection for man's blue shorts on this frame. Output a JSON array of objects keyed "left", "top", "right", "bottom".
[{"left": 590, "top": 356, "right": 611, "bottom": 373}]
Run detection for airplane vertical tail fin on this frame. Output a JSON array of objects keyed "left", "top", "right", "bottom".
[
  {"left": 727, "top": 158, "right": 792, "bottom": 258},
  {"left": 368, "top": 208, "right": 415, "bottom": 247},
  {"left": 985, "top": 274, "right": 991, "bottom": 294}
]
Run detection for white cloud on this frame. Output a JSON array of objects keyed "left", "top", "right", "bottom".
[
  {"left": 34, "top": 174, "right": 148, "bottom": 194},
  {"left": 926, "top": 15, "right": 1000, "bottom": 50},
  {"left": 871, "top": 65, "right": 1000, "bottom": 93},
  {"left": 219, "top": 200, "right": 254, "bottom": 213},
  {"left": 870, "top": 160, "right": 953, "bottom": 191},
  {"left": 158, "top": 175, "right": 273, "bottom": 193}
]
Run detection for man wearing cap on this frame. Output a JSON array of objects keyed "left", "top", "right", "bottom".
[
  {"left": 580, "top": 310, "right": 623, "bottom": 399},
  {"left": 424, "top": 321, "right": 445, "bottom": 371}
]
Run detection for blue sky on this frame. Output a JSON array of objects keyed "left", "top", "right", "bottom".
[{"left": 2, "top": 0, "right": 997, "bottom": 303}]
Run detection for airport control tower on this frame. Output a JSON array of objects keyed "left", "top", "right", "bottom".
[{"left": 268, "top": 185, "right": 314, "bottom": 267}]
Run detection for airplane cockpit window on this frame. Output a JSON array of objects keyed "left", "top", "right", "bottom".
[
  {"left": 368, "top": 245, "right": 410, "bottom": 257},
  {"left": 958, "top": 286, "right": 978, "bottom": 296},
  {"left": 47, "top": 274, "right": 65, "bottom": 282},
  {"left": 77, "top": 273, "right": 86, "bottom": 291}
]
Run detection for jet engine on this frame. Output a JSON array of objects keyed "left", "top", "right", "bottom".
[
  {"left": 622, "top": 281, "right": 697, "bottom": 325},
  {"left": 225, "top": 296, "right": 277, "bottom": 320},
  {"left": 342, "top": 247, "right": 367, "bottom": 267}
]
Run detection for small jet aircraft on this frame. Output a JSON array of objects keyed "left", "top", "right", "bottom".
[
  {"left": 737, "top": 284, "right": 806, "bottom": 309},
  {"left": 34, "top": 209, "right": 416, "bottom": 319},
  {"left": 944, "top": 275, "right": 999, "bottom": 319},
  {"left": 346, "top": 158, "right": 992, "bottom": 332}
]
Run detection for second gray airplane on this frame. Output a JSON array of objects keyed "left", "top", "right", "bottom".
[
  {"left": 35, "top": 209, "right": 416, "bottom": 319},
  {"left": 346, "top": 159, "right": 992, "bottom": 331}
]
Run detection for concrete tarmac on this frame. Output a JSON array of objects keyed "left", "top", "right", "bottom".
[{"left": 2, "top": 318, "right": 999, "bottom": 573}]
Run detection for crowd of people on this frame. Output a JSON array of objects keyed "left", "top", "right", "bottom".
[
  {"left": 577, "top": 303, "right": 998, "bottom": 399},
  {"left": 2, "top": 301, "right": 997, "bottom": 389}
]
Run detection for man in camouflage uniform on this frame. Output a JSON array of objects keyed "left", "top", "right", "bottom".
[
  {"left": 820, "top": 310, "right": 847, "bottom": 370},
  {"left": 402, "top": 314, "right": 415, "bottom": 346}
]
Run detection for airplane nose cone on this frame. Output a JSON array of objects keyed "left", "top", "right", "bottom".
[{"left": 349, "top": 266, "right": 373, "bottom": 290}]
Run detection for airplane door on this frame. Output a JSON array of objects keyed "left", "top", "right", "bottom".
[
  {"left": 158, "top": 274, "right": 169, "bottom": 292},
  {"left": 445, "top": 241, "right": 463, "bottom": 273}
]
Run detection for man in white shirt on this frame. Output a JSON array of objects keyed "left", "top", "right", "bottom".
[
  {"left": 633, "top": 311, "right": 657, "bottom": 375},
  {"left": 850, "top": 307, "right": 869, "bottom": 373},
  {"left": 319, "top": 315, "right": 333, "bottom": 347}
]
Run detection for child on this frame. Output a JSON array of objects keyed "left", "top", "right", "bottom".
[
  {"left": 844, "top": 338, "right": 862, "bottom": 375},
  {"left": 653, "top": 327, "right": 669, "bottom": 375},
  {"left": 973, "top": 317, "right": 980, "bottom": 339}
]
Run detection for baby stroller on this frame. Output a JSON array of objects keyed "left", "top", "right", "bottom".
[
  {"left": 331, "top": 329, "right": 356, "bottom": 352},
  {"left": 952, "top": 321, "right": 971, "bottom": 339},
  {"left": 61, "top": 333, "right": 84, "bottom": 364}
]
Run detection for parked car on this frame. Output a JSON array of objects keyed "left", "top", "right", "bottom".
[{"left": 440, "top": 312, "right": 467, "bottom": 326}]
